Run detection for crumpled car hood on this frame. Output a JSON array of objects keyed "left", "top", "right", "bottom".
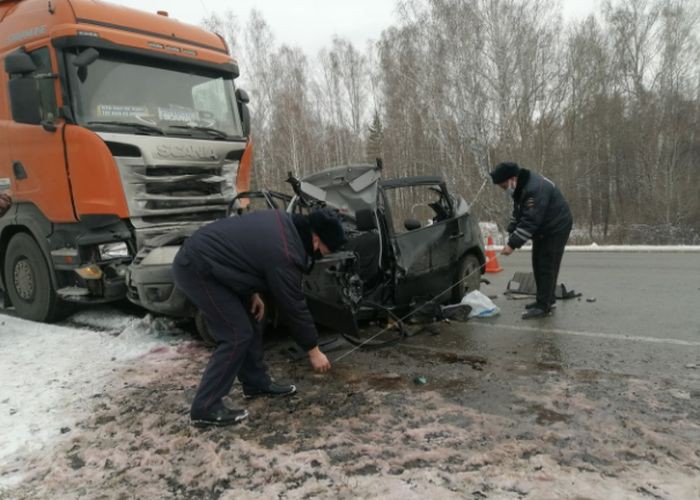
[{"left": 300, "top": 164, "right": 381, "bottom": 215}]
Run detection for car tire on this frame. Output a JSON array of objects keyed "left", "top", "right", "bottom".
[
  {"left": 194, "top": 311, "right": 216, "bottom": 347},
  {"left": 3, "top": 233, "right": 63, "bottom": 322},
  {"left": 451, "top": 253, "right": 481, "bottom": 303}
]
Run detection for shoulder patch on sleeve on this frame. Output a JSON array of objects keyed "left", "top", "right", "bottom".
[{"left": 525, "top": 197, "right": 536, "bottom": 209}]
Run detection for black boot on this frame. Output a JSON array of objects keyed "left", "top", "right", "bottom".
[
  {"left": 526, "top": 301, "right": 556, "bottom": 309},
  {"left": 243, "top": 382, "right": 297, "bottom": 399},
  {"left": 521, "top": 307, "right": 553, "bottom": 320},
  {"left": 191, "top": 406, "right": 249, "bottom": 428}
]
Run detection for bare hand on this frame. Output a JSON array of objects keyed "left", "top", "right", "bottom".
[
  {"left": 501, "top": 245, "right": 514, "bottom": 256},
  {"left": 250, "top": 293, "right": 265, "bottom": 322},
  {"left": 308, "top": 346, "right": 331, "bottom": 373}
]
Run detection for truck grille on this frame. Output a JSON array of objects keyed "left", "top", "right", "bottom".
[{"left": 104, "top": 134, "right": 246, "bottom": 250}]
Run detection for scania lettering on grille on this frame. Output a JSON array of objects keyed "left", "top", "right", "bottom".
[{"left": 154, "top": 145, "right": 218, "bottom": 160}]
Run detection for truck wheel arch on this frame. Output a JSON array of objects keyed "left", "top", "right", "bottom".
[{"left": 0, "top": 207, "right": 59, "bottom": 295}]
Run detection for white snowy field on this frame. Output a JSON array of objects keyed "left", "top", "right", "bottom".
[
  {"left": 486, "top": 244, "right": 700, "bottom": 252},
  {"left": 0, "top": 308, "right": 178, "bottom": 486}
]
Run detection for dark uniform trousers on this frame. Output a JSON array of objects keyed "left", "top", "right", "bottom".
[
  {"left": 172, "top": 253, "right": 270, "bottom": 417},
  {"left": 532, "top": 227, "right": 571, "bottom": 311}
]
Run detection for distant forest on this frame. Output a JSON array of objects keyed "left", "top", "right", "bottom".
[{"left": 204, "top": 0, "right": 700, "bottom": 244}]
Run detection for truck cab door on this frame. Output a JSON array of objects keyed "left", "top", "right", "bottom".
[{"left": 5, "top": 46, "right": 75, "bottom": 223}]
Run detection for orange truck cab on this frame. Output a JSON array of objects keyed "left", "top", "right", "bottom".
[{"left": 0, "top": 0, "right": 252, "bottom": 322}]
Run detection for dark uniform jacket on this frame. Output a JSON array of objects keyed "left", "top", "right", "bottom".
[
  {"left": 178, "top": 209, "right": 318, "bottom": 351},
  {"left": 507, "top": 169, "right": 573, "bottom": 249}
]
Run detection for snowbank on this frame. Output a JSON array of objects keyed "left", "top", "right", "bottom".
[
  {"left": 0, "top": 310, "right": 172, "bottom": 473},
  {"left": 494, "top": 244, "right": 700, "bottom": 252}
]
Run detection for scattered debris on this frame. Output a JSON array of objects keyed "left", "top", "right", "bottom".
[
  {"left": 684, "top": 363, "right": 697, "bottom": 370},
  {"left": 461, "top": 290, "right": 500, "bottom": 318},
  {"left": 505, "top": 272, "right": 581, "bottom": 299},
  {"left": 669, "top": 389, "right": 691, "bottom": 400},
  {"left": 586, "top": 297, "right": 597, "bottom": 303},
  {"left": 413, "top": 375, "right": 428, "bottom": 385},
  {"left": 440, "top": 303, "right": 472, "bottom": 322}
]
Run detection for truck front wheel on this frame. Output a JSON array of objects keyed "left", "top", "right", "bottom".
[{"left": 4, "top": 233, "right": 61, "bottom": 322}]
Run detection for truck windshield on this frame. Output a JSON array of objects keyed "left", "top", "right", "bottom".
[{"left": 66, "top": 50, "right": 243, "bottom": 138}]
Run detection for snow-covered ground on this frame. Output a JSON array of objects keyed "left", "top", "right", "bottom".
[
  {"left": 0, "top": 308, "right": 181, "bottom": 487},
  {"left": 495, "top": 244, "right": 700, "bottom": 252}
]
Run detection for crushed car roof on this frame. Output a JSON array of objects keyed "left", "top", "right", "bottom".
[{"left": 300, "top": 164, "right": 382, "bottom": 214}]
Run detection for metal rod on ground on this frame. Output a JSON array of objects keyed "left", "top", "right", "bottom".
[{"left": 333, "top": 256, "right": 493, "bottom": 363}]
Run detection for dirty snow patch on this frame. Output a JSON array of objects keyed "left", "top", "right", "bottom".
[{"left": 0, "top": 311, "right": 174, "bottom": 478}]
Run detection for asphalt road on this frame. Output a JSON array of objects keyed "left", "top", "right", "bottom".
[{"left": 401, "top": 251, "right": 700, "bottom": 379}]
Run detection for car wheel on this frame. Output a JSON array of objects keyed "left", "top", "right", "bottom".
[
  {"left": 3, "top": 233, "right": 63, "bottom": 322},
  {"left": 194, "top": 311, "right": 216, "bottom": 347},
  {"left": 451, "top": 254, "right": 481, "bottom": 303}
]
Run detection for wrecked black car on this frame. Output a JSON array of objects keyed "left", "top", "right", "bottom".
[{"left": 126, "top": 164, "right": 485, "bottom": 341}]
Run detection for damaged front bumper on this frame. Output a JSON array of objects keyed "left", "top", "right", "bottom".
[{"left": 126, "top": 232, "right": 193, "bottom": 317}]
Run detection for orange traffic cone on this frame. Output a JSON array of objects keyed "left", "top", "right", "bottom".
[{"left": 484, "top": 235, "right": 503, "bottom": 273}]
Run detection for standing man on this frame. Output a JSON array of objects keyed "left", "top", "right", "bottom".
[
  {"left": 173, "top": 208, "right": 347, "bottom": 427},
  {"left": 0, "top": 193, "right": 11, "bottom": 217},
  {"left": 490, "top": 162, "right": 573, "bottom": 319}
]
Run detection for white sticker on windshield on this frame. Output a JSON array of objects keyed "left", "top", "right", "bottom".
[
  {"left": 96, "top": 105, "right": 148, "bottom": 118},
  {"left": 158, "top": 107, "right": 199, "bottom": 123}
]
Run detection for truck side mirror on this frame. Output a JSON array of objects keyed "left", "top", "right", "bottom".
[
  {"left": 5, "top": 49, "right": 37, "bottom": 75},
  {"left": 5, "top": 49, "right": 41, "bottom": 125},
  {"left": 235, "top": 88, "right": 249, "bottom": 103},
  {"left": 236, "top": 88, "right": 251, "bottom": 137}
]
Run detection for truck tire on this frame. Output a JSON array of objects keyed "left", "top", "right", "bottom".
[
  {"left": 451, "top": 253, "right": 481, "bottom": 303},
  {"left": 3, "top": 233, "right": 62, "bottom": 322}
]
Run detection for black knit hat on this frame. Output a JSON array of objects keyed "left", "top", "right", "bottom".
[
  {"left": 490, "top": 162, "right": 520, "bottom": 184},
  {"left": 308, "top": 208, "right": 347, "bottom": 252}
]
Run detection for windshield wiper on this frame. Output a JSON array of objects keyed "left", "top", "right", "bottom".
[
  {"left": 87, "top": 120, "right": 166, "bottom": 135},
  {"left": 167, "top": 125, "right": 229, "bottom": 139}
]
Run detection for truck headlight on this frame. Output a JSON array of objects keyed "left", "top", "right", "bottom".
[{"left": 98, "top": 242, "right": 129, "bottom": 260}]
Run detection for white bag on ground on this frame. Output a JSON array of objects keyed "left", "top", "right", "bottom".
[{"left": 461, "top": 290, "right": 500, "bottom": 318}]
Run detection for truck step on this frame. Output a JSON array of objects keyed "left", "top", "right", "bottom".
[{"left": 57, "top": 287, "right": 90, "bottom": 298}]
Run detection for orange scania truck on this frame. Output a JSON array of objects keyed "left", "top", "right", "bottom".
[{"left": 0, "top": 0, "right": 252, "bottom": 322}]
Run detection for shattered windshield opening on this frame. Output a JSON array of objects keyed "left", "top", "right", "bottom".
[{"left": 66, "top": 50, "right": 243, "bottom": 139}]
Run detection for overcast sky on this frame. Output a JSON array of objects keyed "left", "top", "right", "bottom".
[{"left": 109, "top": 0, "right": 599, "bottom": 56}]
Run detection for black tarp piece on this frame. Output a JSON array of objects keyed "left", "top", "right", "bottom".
[{"left": 505, "top": 272, "right": 581, "bottom": 300}]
